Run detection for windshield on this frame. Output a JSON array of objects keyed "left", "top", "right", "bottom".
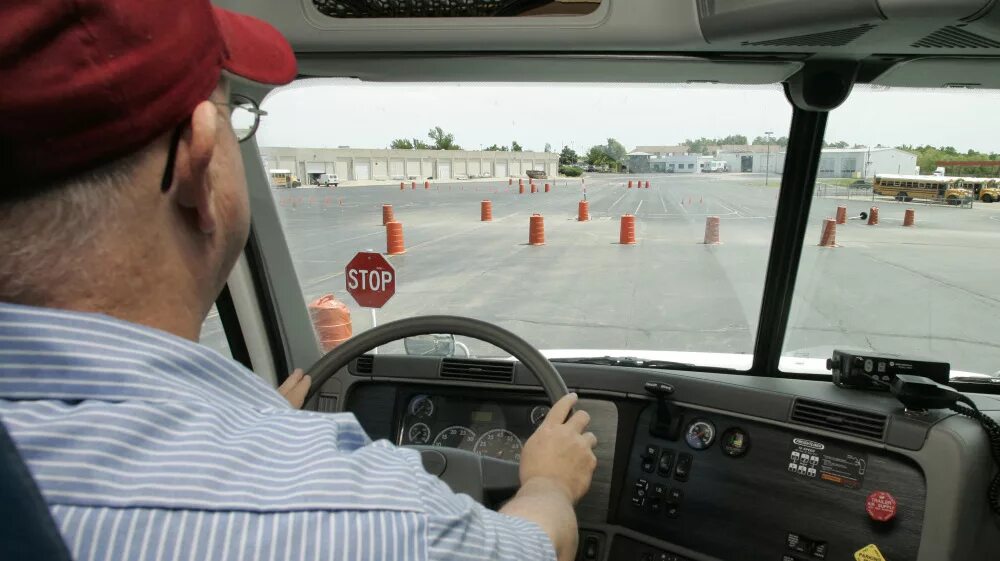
[
  {"left": 259, "top": 80, "right": 790, "bottom": 368},
  {"left": 254, "top": 79, "right": 1000, "bottom": 378},
  {"left": 782, "top": 85, "right": 1000, "bottom": 379}
]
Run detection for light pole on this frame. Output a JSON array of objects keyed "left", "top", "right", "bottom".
[{"left": 764, "top": 131, "right": 774, "bottom": 186}]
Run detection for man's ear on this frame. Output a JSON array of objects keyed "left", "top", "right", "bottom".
[{"left": 173, "top": 100, "right": 220, "bottom": 234}]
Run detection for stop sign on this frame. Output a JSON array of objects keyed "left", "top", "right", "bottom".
[{"left": 345, "top": 251, "right": 396, "bottom": 308}]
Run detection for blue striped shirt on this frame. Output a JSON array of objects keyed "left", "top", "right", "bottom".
[{"left": 0, "top": 302, "right": 555, "bottom": 561}]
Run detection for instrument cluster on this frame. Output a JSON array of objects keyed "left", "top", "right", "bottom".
[{"left": 398, "top": 393, "right": 550, "bottom": 462}]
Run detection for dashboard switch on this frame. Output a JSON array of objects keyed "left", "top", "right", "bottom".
[
  {"left": 581, "top": 536, "right": 600, "bottom": 560},
  {"left": 641, "top": 444, "right": 658, "bottom": 473},
  {"left": 657, "top": 449, "right": 675, "bottom": 476},
  {"left": 673, "top": 453, "right": 693, "bottom": 481}
]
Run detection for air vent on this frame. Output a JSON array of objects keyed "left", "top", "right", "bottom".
[
  {"left": 440, "top": 358, "right": 514, "bottom": 383},
  {"left": 743, "top": 24, "right": 876, "bottom": 47},
  {"left": 913, "top": 26, "right": 1000, "bottom": 49},
  {"left": 355, "top": 354, "right": 375, "bottom": 374},
  {"left": 789, "top": 398, "right": 887, "bottom": 440}
]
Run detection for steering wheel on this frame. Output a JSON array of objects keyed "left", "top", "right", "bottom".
[{"left": 304, "top": 315, "right": 569, "bottom": 504}]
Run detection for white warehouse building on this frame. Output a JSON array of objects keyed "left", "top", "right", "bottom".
[
  {"left": 260, "top": 147, "right": 559, "bottom": 184},
  {"left": 817, "top": 147, "right": 917, "bottom": 178}
]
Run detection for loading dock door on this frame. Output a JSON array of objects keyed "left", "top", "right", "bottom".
[
  {"left": 495, "top": 162, "right": 507, "bottom": 177},
  {"left": 741, "top": 156, "right": 753, "bottom": 173},
  {"left": 389, "top": 159, "right": 405, "bottom": 178},
  {"left": 353, "top": 162, "right": 370, "bottom": 180},
  {"left": 437, "top": 162, "right": 451, "bottom": 180}
]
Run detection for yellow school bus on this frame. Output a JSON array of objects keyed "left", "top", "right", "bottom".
[
  {"left": 954, "top": 177, "right": 1000, "bottom": 203},
  {"left": 873, "top": 174, "right": 972, "bottom": 204}
]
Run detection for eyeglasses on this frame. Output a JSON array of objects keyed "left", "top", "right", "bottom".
[
  {"left": 222, "top": 94, "right": 267, "bottom": 143},
  {"left": 160, "top": 94, "right": 268, "bottom": 191}
]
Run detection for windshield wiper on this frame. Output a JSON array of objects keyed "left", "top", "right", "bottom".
[{"left": 550, "top": 356, "right": 697, "bottom": 370}]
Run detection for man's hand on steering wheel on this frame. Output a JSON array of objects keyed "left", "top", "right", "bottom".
[{"left": 520, "top": 393, "right": 598, "bottom": 504}]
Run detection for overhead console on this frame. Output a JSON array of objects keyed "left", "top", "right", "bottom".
[{"left": 613, "top": 401, "right": 925, "bottom": 561}]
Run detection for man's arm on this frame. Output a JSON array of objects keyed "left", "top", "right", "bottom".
[{"left": 498, "top": 393, "right": 598, "bottom": 561}]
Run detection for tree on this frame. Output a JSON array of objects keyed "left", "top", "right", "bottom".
[
  {"left": 484, "top": 144, "right": 507, "bottom": 152},
  {"left": 605, "top": 138, "right": 627, "bottom": 161},
  {"left": 823, "top": 140, "right": 849, "bottom": 148},
  {"left": 428, "top": 126, "right": 460, "bottom": 150},
  {"left": 544, "top": 143, "right": 552, "bottom": 153},
  {"left": 586, "top": 145, "right": 618, "bottom": 170},
  {"left": 559, "top": 146, "right": 578, "bottom": 166},
  {"left": 511, "top": 141, "right": 523, "bottom": 152},
  {"left": 411, "top": 138, "right": 432, "bottom": 149},
  {"left": 390, "top": 138, "right": 413, "bottom": 149}
]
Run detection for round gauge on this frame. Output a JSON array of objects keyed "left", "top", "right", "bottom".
[
  {"left": 530, "top": 405, "right": 550, "bottom": 426},
  {"left": 474, "top": 429, "right": 523, "bottom": 461},
  {"left": 721, "top": 427, "right": 751, "bottom": 458},
  {"left": 684, "top": 419, "right": 716, "bottom": 450},
  {"left": 408, "top": 395, "right": 435, "bottom": 419},
  {"left": 433, "top": 426, "right": 477, "bottom": 450},
  {"left": 407, "top": 422, "right": 431, "bottom": 444}
]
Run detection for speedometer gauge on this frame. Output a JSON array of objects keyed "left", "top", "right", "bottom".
[
  {"left": 474, "top": 429, "right": 523, "bottom": 461},
  {"left": 433, "top": 426, "right": 476, "bottom": 450},
  {"left": 684, "top": 419, "right": 716, "bottom": 450}
]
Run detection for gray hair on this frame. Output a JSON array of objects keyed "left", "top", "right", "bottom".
[{"left": 0, "top": 153, "right": 144, "bottom": 305}]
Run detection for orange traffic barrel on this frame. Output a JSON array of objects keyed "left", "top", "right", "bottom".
[
  {"left": 509, "top": 178, "right": 512, "bottom": 186},
  {"left": 424, "top": 180, "right": 430, "bottom": 190},
  {"left": 645, "top": 180, "right": 650, "bottom": 188},
  {"left": 628, "top": 180, "right": 633, "bottom": 189},
  {"left": 619, "top": 214, "right": 636, "bottom": 244},
  {"left": 867, "top": 206, "right": 879, "bottom": 225},
  {"left": 529, "top": 214, "right": 545, "bottom": 245},
  {"left": 481, "top": 200, "right": 493, "bottom": 222},
  {"left": 819, "top": 218, "right": 837, "bottom": 247},
  {"left": 544, "top": 183, "right": 550, "bottom": 193},
  {"left": 530, "top": 183, "right": 537, "bottom": 194},
  {"left": 704, "top": 216, "right": 721, "bottom": 244},
  {"left": 399, "top": 182, "right": 405, "bottom": 190},
  {"left": 903, "top": 208, "right": 915, "bottom": 227},
  {"left": 836, "top": 206, "right": 847, "bottom": 225},
  {"left": 386, "top": 221, "right": 406, "bottom": 254},
  {"left": 519, "top": 183, "right": 525, "bottom": 195},
  {"left": 381, "top": 204, "right": 394, "bottom": 225},
  {"left": 308, "top": 294, "right": 352, "bottom": 351},
  {"left": 578, "top": 200, "right": 590, "bottom": 222}
]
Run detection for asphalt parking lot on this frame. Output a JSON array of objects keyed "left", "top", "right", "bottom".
[{"left": 201, "top": 173, "right": 1000, "bottom": 377}]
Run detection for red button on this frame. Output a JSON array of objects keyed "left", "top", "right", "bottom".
[{"left": 866, "top": 490, "right": 897, "bottom": 522}]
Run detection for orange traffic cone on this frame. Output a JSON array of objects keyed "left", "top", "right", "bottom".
[
  {"left": 819, "top": 218, "right": 837, "bottom": 247},
  {"left": 619, "top": 214, "right": 636, "bottom": 244},
  {"left": 308, "top": 295, "right": 352, "bottom": 352},
  {"left": 386, "top": 221, "right": 405, "bottom": 255},
  {"left": 867, "top": 206, "right": 879, "bottom": 225},
  {"left": 529, "top": 214, "right": 545, "bottom": 245},
  {"left": 703, "top": 216, "right": 721, "bottom": 245}
]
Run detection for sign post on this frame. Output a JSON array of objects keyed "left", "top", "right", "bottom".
[{"left": 345, "top": 251, "right": 396, "bottom": 354}]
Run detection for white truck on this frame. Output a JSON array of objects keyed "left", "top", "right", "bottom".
[{"left": 316, "top": 173, "right": 339, "bottom": 187}]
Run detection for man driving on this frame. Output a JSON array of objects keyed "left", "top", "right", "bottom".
[{"left": 0, "top": 1, "right": 597, "bottom": 560}]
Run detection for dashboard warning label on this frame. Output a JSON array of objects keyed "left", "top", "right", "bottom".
[
  {"left": 854, "top": 543, "right": 886, "bottom": 561},
  {"left": 786, "top": 437, "right": 868, "bottom": 489}
]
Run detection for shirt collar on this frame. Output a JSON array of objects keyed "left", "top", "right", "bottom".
[{"left": 0, "top": 302, "right": 289, "bottom": 410}]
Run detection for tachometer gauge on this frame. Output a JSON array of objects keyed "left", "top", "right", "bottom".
[
  {"left": 433, "top": 426, "right": 477, "bottom": 450},
  {"left": 408, "top": 395, "right": 435, "bottom": 419},
  {"left": 530, "top": 405, "right": 550, "bottom": 426},
  {"left": 407, "top": 422, "right": 430, "bottom": 445},
  {"left": 684, "top": 419, "right": 716, "bottom": 450},
  {"left": 474, "top": 429, "right": 523, "bottom": 461}
]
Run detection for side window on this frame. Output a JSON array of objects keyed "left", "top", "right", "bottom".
[{"left": 199, "top": 304, "right": 232, "bottom": 358}]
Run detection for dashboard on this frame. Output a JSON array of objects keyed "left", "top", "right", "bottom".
[{"left": 336, "top": 355, "right": 1000, "bottom": 561}]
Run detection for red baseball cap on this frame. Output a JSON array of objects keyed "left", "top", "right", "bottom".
[{"left": 0, "top": 0, "right": 297, "bottom": 195}]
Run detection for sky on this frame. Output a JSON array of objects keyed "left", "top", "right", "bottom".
[{"left": 255, "top": 79, "right": 1000, "bottom": 155}]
